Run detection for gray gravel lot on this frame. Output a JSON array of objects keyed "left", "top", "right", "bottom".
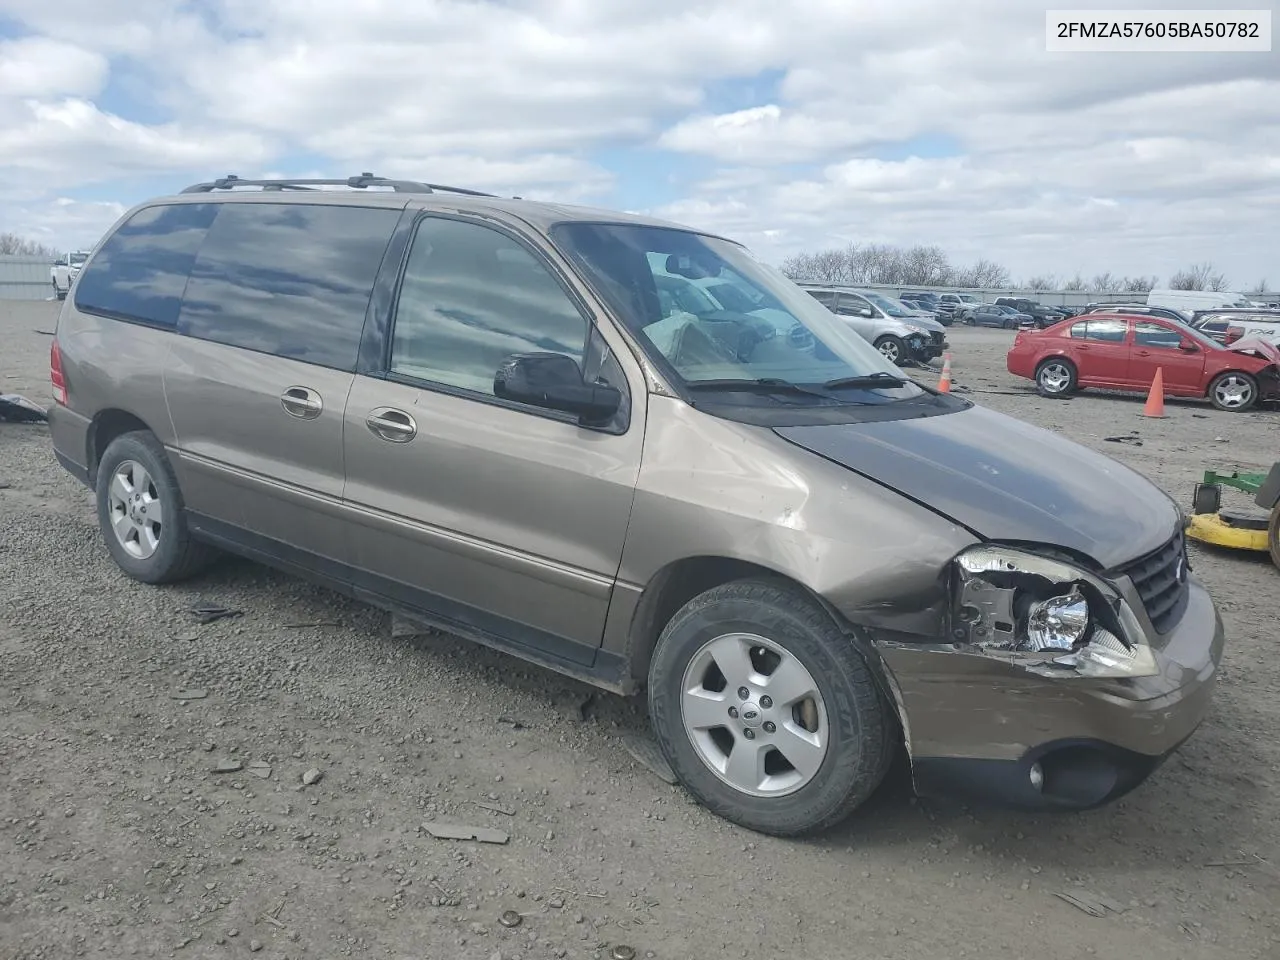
[{"left": 2, "top": 300, "right": 1278, "bottom": 959}]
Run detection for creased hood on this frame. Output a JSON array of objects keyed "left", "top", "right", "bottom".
[
  {"left": 1229, "top": 338, "right": 1280, "bottom": 363},
  {"left": 775, "top": 404, "right": 1179, "bottom": 569}
]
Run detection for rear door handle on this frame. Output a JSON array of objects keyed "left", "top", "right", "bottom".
[
  {"left": 280, "top": 386, "right": 323, "bottom": 420},
  {"left": 366, "top": 407, "right": 417, "bottom": 443}
]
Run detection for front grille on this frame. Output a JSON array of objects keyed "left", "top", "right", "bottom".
[
  {"left": 1113, "top": 532, "right": 1190, "bottom": 634},
  {"left": 929, "top": 331, "right": 944, "bottom": 346}
]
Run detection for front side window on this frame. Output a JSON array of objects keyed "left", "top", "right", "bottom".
[
  {"left": 390, "top": 217, "right": 589, "bottom": 397},
  {"left": 74, "top": 202, "right": 218, "bottom": 328},
  {"left": 179, "top": 202, "right": 399, "bottom": 371},
  {"left": 1134, "top": 321, "right": 1182, "bottom": 349},
  {"left": 550, "top": 222, "right": 922, "bottom": 406}
]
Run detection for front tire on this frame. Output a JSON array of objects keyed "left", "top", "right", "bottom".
[
  {"left": 647, "top": 579, "right": 895, "bottom": 837},
  {"left": 1035, "top": 357, "right": 1077, "bottom": 397},
  {"left": 874, "top": 335, "right": 907, "bottom": 366},
  {"left": 1208, "top": 371, "right": 1257, "bottom": 412},
  {"left": 95, "top": 431, "right": 218, "bottom": 584}
]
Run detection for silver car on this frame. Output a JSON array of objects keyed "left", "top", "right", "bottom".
[{"left": 804, "top": 287, "right": 947, "bottom": 365}]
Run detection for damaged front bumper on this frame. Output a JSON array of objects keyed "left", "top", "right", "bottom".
[{"left": 871, "top": 544, "right": 1223, "bottom": 810}]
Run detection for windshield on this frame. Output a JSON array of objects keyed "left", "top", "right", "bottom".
[
  {"left": 550, "top": 223, "right": 923, "bottom": 403},
  {"left": 863, "top": 292, "right": 918, "bottom": 318}
]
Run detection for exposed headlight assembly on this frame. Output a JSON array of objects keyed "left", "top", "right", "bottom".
[{"left": 952, "top": 546, "right": 1158, "bottom": 679}]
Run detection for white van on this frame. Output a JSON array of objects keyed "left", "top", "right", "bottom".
[{"left": 1147, "top": 288, "right": 1253, "bottom": 312}]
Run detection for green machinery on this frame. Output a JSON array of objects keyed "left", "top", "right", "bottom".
[{"left": 1187, "top": 462, "right": 1280, "bottom": 570}]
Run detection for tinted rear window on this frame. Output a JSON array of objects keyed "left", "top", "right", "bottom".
[
  {"left": 73, "top": 203, "right": 218, "bottom": 328},
  {"left": 178, "top": 203, "right": 399, "bottom": 371}
]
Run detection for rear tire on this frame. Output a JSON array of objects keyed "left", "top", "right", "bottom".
[
  {"left": 1035, "top": 357, "right": 1077, "bottom": 397},
  {"left": 1208, "top": 371, "right": 1257, "bottom": 412},
  {"left": 647, "top": 579, "right": 895, "bottom": 837},
  {"left": 95, "top": 431, "right": 218, "bottom": 584}
]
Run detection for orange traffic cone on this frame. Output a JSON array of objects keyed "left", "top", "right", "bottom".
[
  {"left": 936, "top": 352, "right": 952, "bottom": 393},
  {"left": 1142, "top": 367, "right": 1166, "bottom": 417}
]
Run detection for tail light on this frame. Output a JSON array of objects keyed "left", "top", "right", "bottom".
[
  {"left": 1224, "top": 325, "right": 1245, "bottom": 345},
  {"left": 50, "top": 338, "right": 67, "bottom": 405}
]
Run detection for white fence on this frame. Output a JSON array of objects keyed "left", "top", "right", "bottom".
[{"left": 0, "top": 256, "right": 54, "bottom": 301}]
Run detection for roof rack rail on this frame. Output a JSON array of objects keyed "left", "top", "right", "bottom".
[{"left": 180, "top": 173, "right": 498, "bottom": 197}]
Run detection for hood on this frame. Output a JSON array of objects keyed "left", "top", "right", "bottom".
[
  {"left": 1228, "top": 338, "right": 1280, "bottom": 363},
  {"left": 775, "top": 404, "right": 1178, "bottom": 570}
]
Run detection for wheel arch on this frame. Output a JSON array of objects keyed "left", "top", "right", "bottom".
[
  {"left": 623, "top": 555, "right": 905, "bottom": 737},
  {"left": 1203, "top": 367, "right": 1259, "bottom": 398},
  {"left": 86, "top": 409, "right": 155, "bottom": 485}
]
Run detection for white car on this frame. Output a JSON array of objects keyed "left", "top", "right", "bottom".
[{"left": 51, "top": 252, "right": 89, "bottom": 300}]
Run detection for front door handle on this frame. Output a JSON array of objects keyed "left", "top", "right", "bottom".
[
  {"left": 366, "top": 407, "right": 417, "bottom": 443},
  {"left": 280, "top": 386, "right": 323, "bottom": 420}
]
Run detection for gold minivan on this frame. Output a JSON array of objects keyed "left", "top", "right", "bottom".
[{"left": 48, "top": 174, "right": 1223, "bottom": 835}]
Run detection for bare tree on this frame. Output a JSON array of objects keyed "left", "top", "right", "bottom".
[
  {"left": 1120, "top": 275, "right": 1157, "bottom": 294},
  {"left": 1023, "top": 274, "right": 1057, "bottom": 290},
  {"left": 0, "top": 232, "right": 57, "bottom": 257},
  {"left": 1089, "top": 272, "right": 1117, "bottom": 292},
  {"left": 1062, "top": 273, "right": 1087, "bottom": 292},
  {"left": 1168, "top": 262, "right": 1228, "bottom": 291},
  {"left": 954, "top": 258, "right": 1011, "bottom": 288},
  {"left": 1255, "top": 278, "right": 1270, "bottom": 294}
]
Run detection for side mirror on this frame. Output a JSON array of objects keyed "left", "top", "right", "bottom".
[
  {"left": 494, "top": 352, "right": 621, "bottom": 425},
  {"left": 856, "top": 307, "right": 874, "bottom": 318},
  {"left": 1179, "top": 341, "right": 1199, "bottom": 352}
]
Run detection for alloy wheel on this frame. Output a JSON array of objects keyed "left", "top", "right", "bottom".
[
  {"left": 106, "top": 460, "right": 164, "bottom": 559},
  {"left": 679, "top": 632, "right": 829, "bottom": 798}
]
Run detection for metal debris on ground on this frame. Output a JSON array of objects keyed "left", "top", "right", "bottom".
[
  {"left": 472, "top": 800, "right": 516, "bottom": 816},
  {"left": 1053, "top": 891, "right": 1128, "bottom": 917},
  {"left": 610, "top": 946, "right": 637, "bottom": 960},
  {"left": 171, "top": 689, "right": 209, "bottom": 701},
  {"left": 0, "top": 394, "right": 47, "bottom": 423},
  {"left": 620, "top": 732, "right": 678, "bottom": 785},
  {"left": 422, "top": 822, "right": 511, "bottom": 844},
  {"left": 1103, "top": 434, "right": 1143, "bottom": 445},
  {"left": 190, "top": 604, "right": 243, "bottom": 625},
  {"left": 497, "top": 715, "right": 527, "bottom": 730},
  {"left": 212, "top": 760, "right": 243, "bottom": 774},
  {"left": 498, "top": 910, "right": 523, "bottom": 928},
  {"left": 390, "top": 614, "right": 436, "bottom": 639}
]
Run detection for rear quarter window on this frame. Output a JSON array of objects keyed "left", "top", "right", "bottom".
[
  {"left": 178, "top": 203, "right": 400, "bottom": 372},
  {"left": 73, "top": 203, "right": 219, "bottom": 328}
]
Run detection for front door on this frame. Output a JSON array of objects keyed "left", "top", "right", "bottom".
[
  {"left": 833, "top": 292, "right": 876, "bottom": 337},
  {"left": 1128, "top": 320, "right": 1206, "bottom": 393},
  {"left": 340, "top": 213, "right": 644, "bottom": 666}
]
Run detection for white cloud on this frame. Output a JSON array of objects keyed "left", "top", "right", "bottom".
[
  {"left": 0, "top": 37, "right": 107, "bottom": 97},
  {"left": 0, "top": 0, "right": 1277, "bottom": 282}
]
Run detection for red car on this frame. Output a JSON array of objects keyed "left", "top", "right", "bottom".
[{"left": 1007, "top": 313, "right": 1280, "bottom": 412}]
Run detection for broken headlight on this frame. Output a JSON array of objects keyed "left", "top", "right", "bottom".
[{"left": 952, "top": 546, "right": 1158, "bottom": 679}]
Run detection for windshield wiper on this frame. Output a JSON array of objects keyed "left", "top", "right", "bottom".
[
  {"left": 686, "top": 378, "right": 851, "bottom": 403},
  {"left": 820, "top": 373, "right": 908, "bottom": 389}
]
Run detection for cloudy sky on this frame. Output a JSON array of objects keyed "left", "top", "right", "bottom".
[{"left": 0, "top": 0, "right": 1276, "bottom": 287}]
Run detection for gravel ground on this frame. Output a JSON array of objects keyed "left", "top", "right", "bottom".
[{"left": 2, "top": 300, "right": 1278, "bottom": 960}]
